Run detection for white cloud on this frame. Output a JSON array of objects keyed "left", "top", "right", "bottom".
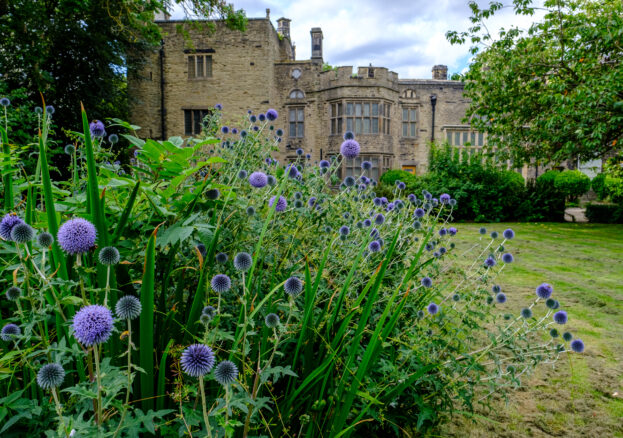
[{"left": 170, "top": 0, "right": 546, "bottom": 79}]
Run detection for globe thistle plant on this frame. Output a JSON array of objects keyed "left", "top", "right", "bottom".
[
  {"left": 211, "top": 274, "right": 232, "bottom": 293},
  {"left": 98, "top": 246, "right": 120, "bottom": 265},
  {"left": 269, "top": 196, "right": 287, "bottom": 212},
  {"left": 0, "top": 97, "right": 10, "bottom": 106},
  {"left": 116, "top": 296, "right": 142, "bottom": 320},
  {"left": 284, "top": 276, "right": 303, "bottom": 296},
  {"left": 496, "top": 293, "right": 507, "bottom": 304},
  {"left": 421, "top": 277, "right": 433, "bottom": 288},
  {"left": 214, "top": 360, "right": 238, "bottom": 385},
  {"left": 234, "top": 252, "right": 252, "bottom": 271},
  {"left": 89, "top": 120, "right": 106, "bottom": 138},
  {"left": 37, "top": 232, "right": 54, "bottom": 247},
  {"left": 249, "top": 171, "right": 268, "bottom": 188},
  {"left": 553, "top": 310, "right": 568, "bottom": 325},
  {"left": 484, "top": 257, "right": 497, "bottom": 268},
  {"left": 202, "top": 306, "right": 216, "bottom": 319},
  {"left": 64, "top": 144, "right": 75, "bottom": 155},
  {"left": 216, "top": 252, "right": 228, "bottom": 264},
  {"left": 57, "top": 218, "right": 97, "bottom": 255},
  {"left": 265, "top": 313, "right": 280, "bottom": 328},
  {"left": 343, "top": 131, "right": 355, "bottom": 140},
  {"left": 502, "top": 253, "right": 514, "bottom": 263},
  {"left": 6, "top": 286, "right": 21, "bottom": 301},
  {"left": 0, "top": 214, "right": 24, "bottom": 241},
  {"left": 206, "top": 189, "right": 220, "bottom": 200},
  {"left": 181, "top": 344, "right": 215, "bottom": 377},
  {"left": 37, "top": 363, "right": 65, "bottom": 390},
  {"left": 536, "top": 283, "right": 553, "bottom": 299},
  {"left": 368, "top": 241, "right": 381, "bottom": 252},
  {"left": 570, "top": 339, "right": 585, "bottom": 353},
  {"left": 427, "top": 303, "right": 439, "bottom": 315},
  {"left": 340, "top": 139, "right": 360, "bottom": 159},
  {"left": 1, "top": 323, "right": 21, "bottom": 341},
  {"left": 521, "top": 308, "right": 533, "bottom": 319},
  {"left": 72, "top": 305, "right": 114, "bottom": 346},
  {"left": 10, "top": 223, "right": 35, "bottom": 243}
]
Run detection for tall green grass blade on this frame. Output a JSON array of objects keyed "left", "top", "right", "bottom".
[
  {"left": 0, "top": 126, "right": 13, "bottom": 210},
  {"left": 139, "top": 227, "right": 157, "bottom": 411},
  {"left": 111, "top": 180, "right": 141, "bottom": 244},
  {"left": 156, "top": 339, "right": 174, "bottom": 411}
]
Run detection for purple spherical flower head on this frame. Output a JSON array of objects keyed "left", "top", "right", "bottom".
[
  {"left": 0, "top": 214, "right": 24, "bottom": 241},
  {"left": 211, "top": 274, "right": 232, "bottom": 293},
  {"left": 343, "top": 130, "right": 355, "bottom": 140},
  {"left": 72, "top": 305, "right": 113, "bottom": 346},
  {"left": 57, "top": 218, "right": 97, "bottom": 255},
  {"left": 553, "top": 310, "right": 568, "bottom": 325},
  {"left": 362, "top": 161, "right": 372, "bottom": 170},
  {"left": 440, "top": 193, "right": 451, "bottom": 204},
  {"left": 536, "top": 283, "right": 553, "bottom": 299},
  {"left": 503, "top": 228, "right": 515, "bottom": 239},
  {"left": 448, "top": 227, "right": 457, "bottom": 236},
  {"left": 181, "top": 344, "right": 215, "bottom": 377},
  {"left": 375, "top": 213, "right": 385, "bottom": 225},
  {"left": 407, "top": 193, "right": 416, "bottom": 202},
  {"left": 438, "top": 228, "right": 447, "bottom": 237},
  {"left": 496, "top": 293, "right": 507, "bottom": 304},
  {"left": 427, "top": 303, "right": 439, "bottom": 315},
  {"left": 0, "top": 97, "right": 10, "bottom": 107},
  {"left": 266, "top": 108, "right": 278, "bottom": 121},
  {"left": 421, "top": 277, "right": 433, "bottom": 288},
  {"left": 397, "top": 182, "right": 406, "bottom": 190},
  {"left": 319, "top": 160, "right": 330, "bottom": 169},
  {"left": 249, "top": 171, "right": 268, "bottom": 188},
  {"left": 363, "top": 219, "right": 372, "bottom": 227},
  {"left": 340, "top": 139, "right": 360, "bottom": 159},
  {"left": 284, "top": 276, "right": 303, "bottom": 296},
  {"left": 570, "top": 339, "right": 585, "bottom": 353},
  {"left": 89, "top": 120, "right": 106, "bottom": 138},
  {"left": 484, "top": 257, "right": 496, "bottom": 268},
  {"left": 269, "top": 196, "right": 287, "bottom": 212},
  {"left": 258, "top": 113, "right": 266, "bottom": 122},
  {"left": 368, "top": 240, "right": 381, "bottom": 252},
  {"left": 502, "top": 253, "right": 514, "bottom": 263},
  {"left": 215, "top": 103, "right": 223, "bottom": 110},
  {"left": 308, "top": 197, "right": 317, "bottom": 208},
  {"left": 221, "top": 126, "right": 229, "bottom": 134},
  {"left": 1, "top": 323, "right": 21, "bottom": 341},
  {"left": 414, "top": 208, "right": 425, "bottom": 218}
]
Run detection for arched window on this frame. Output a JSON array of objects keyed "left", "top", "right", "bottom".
[
  {"left": 401, "top": 89, "right": 416, "bottom": 99},
  {"left": 289, "top": 89, "right": 305, "bottom": 99}
]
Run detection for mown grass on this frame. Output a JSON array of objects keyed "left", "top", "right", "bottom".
[{"left": 440, "top": 222, "right": 623, "bottom": 438}]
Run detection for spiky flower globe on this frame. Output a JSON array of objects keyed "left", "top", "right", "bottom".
[
  {"left": 246, "top": 206, "right": 256, "bottom": 216},
  {"left": 553, "top": 310, "right": 568, "bottom": 325},
  {"left": 427, "top": 303, "right": 439, "bottom": 315},
  {"left": 492, "top": 285, "right": 501, "bottom": 294},
  {"left": 374, "top": 213, "right": 385, "bottom": 225},
  {"left": 234, "top": 252, "right": 252, "bottom": 271},
  {"left": 503, "top": 228, "right": 515, "bottom": 239},
  {"left": 72, "top": 305, "right": 113, "bottom": 346},
  {"left": 562, "top": 331, "right": 573, "bottom": 342},
  {"left": 484, "top": 257, "right": 496, "bottom": 268},
  {"left": 536, "top": 283, "right": 553, "bottom": 299},
  {"left": 10, "top": 223, "right": 35, "bottom": 243},
  {"left": 440, "top": 193, "right": 451, "bottom": 204},
  {"left": 414, "top": 208, "right": 425, "bottom": 218},
  {"left": 266, "top": 108, "right": 278, "bottom": 121},
  {"left": 269, "top": 196, "right": 287, "bottom": 212},
  {"left": 502, "top": 253, "right": 514, "bottom": 263},
  {"left": 64, "top": 144, "right": 75, "bottom": 155},
  {"left": 0, "top": 214, "right": 24, "bottom": 241},
  {"left": 196, "top": 243, "right": 207, "bottom": 257},
  {"left": 37, "top": 363, "right": 65, "bottom": 390},
  {"left": 479, "top": 227, "right": 487, "bottom": 235},
  {"left": 490, "top": 231, "right": 499, "bottom": 239},
  {"left": 116, "top": 295, "right": 142, "bottom": 320},
  {"left": 267, "top": 175, "right": 277, "bottom": 185},
  {"left": 521, "top": 308, "right": 533, "bottom": 319},
  {"left": 211, "top": 274, "right": 232, "bottom": 293},
  {"left": 265, "top": 313, "right": 280, "bottom": 328},
  {"left": 206, "top": 189, "right": 220, "bottom": 200},
  {"left": 108, "top": 134, "right": 119, "bottom": 144},
  {"left": 284, "top": 276, "right": 303, "bottom": 296},
  {"left": 339, "top": 226, "right": 350, "bottom": 236},
  {"left": 0, "top": 97, "right": 10, "bottom": 107},
  {"left": 421, "top": 277, "right": 433, "bottom": 288},
  {"left": 89, "top": 120, "right": 106, "bottom": 138},
  {"left": 1, "top": 323, "right": 21, "bottom": 341},
  {"left": 181, "top": 344, "right": 215, "bottom": 377},
  {"left": 202, "top": 306, "right": 216, "bottom": 319},
  {"left": 319, "top": 160, "right": 330, "bottom": 169},
  {"left": 98, "top": 246, "right": 120, "bottom": 265},
  {"left": 37, "top": 232, "right": 54, "bottom": 247},
  {"left": 6, "top": 286, "right": 21, "bottom": 301},
  {"left": 570, "top": 339, "right": 585, "bottom": 353},
  {"left": 57, "top": 218, "right": 97, "bottom": 255},
  {"left": 215, "top": 252, "right": 228, "bottom": 264},
  {"left": 495, "top": 293, "right": 507, "bottom": 304},
  {"left": 340, "top": 139, "right": 360, "bottom": 159},
  {"left": 249, "top": 171, "right": 268, "bottom": 188},
  {"left": 546, "top": 298, "right": 560, "bottom": 309},
  {"left": 214, "top": 360, "right": 238, "bottom": 385},
  {"left": 343, "top": 131, "right": 355, "bottom": 140},
  {"left": 368, "top": 241, "right": 381, "bottom": 252}
]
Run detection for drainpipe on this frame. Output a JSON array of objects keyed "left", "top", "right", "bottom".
[
  {"left": 430, "top": 94, "right": 437, "bottom": 142},
  {"left": 159, "top": 39, "right": 166, "bottom": 140}
]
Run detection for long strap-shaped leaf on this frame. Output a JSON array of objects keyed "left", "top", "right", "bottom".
[
  {"left": 140, "top": 227, "right": 157, "bottom": 411},
  {"left": 0, "top": 126, "right": 13, "bottom": 210},
  {"left": 111, "top": 180, "right": 141, "bottom": 245}
]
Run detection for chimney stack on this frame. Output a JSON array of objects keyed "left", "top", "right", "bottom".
[
  {"left": 432, "top": 65, "right": 448, "bottom": 80},
  {"left": 277, "top": 17, "right": 291, "bottom": 39},
  {"left": 310, "top": 27, "right": 323, "bottom": 63}
]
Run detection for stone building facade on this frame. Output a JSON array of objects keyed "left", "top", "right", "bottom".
[{"left": 129, "top": 10, "right": 488, "bottom": 178}]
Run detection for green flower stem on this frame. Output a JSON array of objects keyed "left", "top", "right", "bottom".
[
  {"left": 198, "top": 378, "right": 213, "bottom": 438},
  {"left": 93, "top": 345, "right": 103, "bottom": 427},
  {"left": 51, "top": 387, "right": 69, "bottom": 437},
  {"left": 104, "top": 265, "right": 111, "bottom": 307},
  {"left": 75, "top": 254, "right": 88, "bottom": 305},
  {"left": 113, "top": 318, "right": 133, "bottom": 438}
]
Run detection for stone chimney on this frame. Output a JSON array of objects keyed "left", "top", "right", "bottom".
[
  {"left": 277, "top": 17, "right": 291, "bottom": 39},
  {"left": 432, "top": 65, "right": 448, "bottom": 80},
  {"left": 311, "top": 27, "right": 323, "bottom": 63}
]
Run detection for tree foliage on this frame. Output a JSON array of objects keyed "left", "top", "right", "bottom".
[
  {"left": 0, "top": 0, "right": 246, "bottom": 135},
  {"left": 447, "top": 0, "right": 623, "bottom": 164}
]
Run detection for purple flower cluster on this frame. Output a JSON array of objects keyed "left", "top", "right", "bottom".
[
  {"left": 89, "top": 120, "right": 106, "bottom": 138},
  {"left": 269, "top": 196, "right": 287, "bottom": 212},
  {"left": 266, "top": 108, "right": 278, "bottom": 121},
  {"left": 58, "top": 218, "right": 97, "bottom": 255},
  {"left": 340, "top": 139, "right": 360, "bottom": 159},
  {"left": 536, "top": 283, "right": 553, "bottom": 299},
  {"left": 248, "top": 171, "right": 268, "bottom": 188},
  {"left": 72, "top": 305, "right": 113, "bottom": 346},
  {"left": 181, "top": 344, "right": 215, "bottom": 377},
  {"left": 0, "top": 214, "right": 24, "bottom": 241}
]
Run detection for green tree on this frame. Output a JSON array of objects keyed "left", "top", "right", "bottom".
[
  {"left": 447, "top": 0, "right": 623, "bottom": 165},
  {"left": 0, "top": 0, "right": 246, "bottom": 138}
]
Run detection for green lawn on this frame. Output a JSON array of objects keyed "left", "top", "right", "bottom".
[{"left": 440, "top": 222, "right": 623, "bottom": 438}]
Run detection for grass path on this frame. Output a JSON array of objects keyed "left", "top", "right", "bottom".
[{"left": 440, "top": 222, "right": 623, "bottom": 438}]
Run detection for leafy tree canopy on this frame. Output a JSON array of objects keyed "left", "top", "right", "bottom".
[
  {"left": 447, "top": 0, "right": 623, "bottom": 165},
  {"left": 0, "top": 0, "right": 246, "bottom": 136}
]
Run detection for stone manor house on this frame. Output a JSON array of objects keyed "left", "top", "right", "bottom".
[{"left": 129, "top": 10, "right": 488, "bottom": 178}]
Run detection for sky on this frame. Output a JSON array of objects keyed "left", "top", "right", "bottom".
[{"left": 170, "top": 0, "right": 546, "bottom": 79}]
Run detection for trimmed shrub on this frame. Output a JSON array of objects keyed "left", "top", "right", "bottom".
[
  {"left": 604, "top": 175, "right": 623, "bottom": 204},
  {"left": 554, "top": 170, "right": 590, "bottom": 201},
  {"left": 591, "top": 173, "right": 607, "bottom": 200},
  {"left": 585, "top": 203, "right": 623, "bottom": 223}
]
